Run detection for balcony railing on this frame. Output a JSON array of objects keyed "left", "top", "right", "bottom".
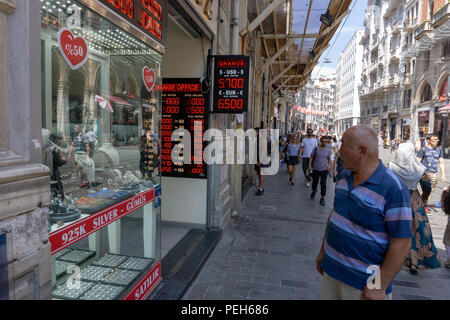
[
  {"left": 432, "top": 3, "right": 450, "bottom": 28},
  {"left": 388, "top": 105, "right": 397, "bottom": 114},
  {"left": 414, "top": 21, "right": 432, "bottom": 39}
]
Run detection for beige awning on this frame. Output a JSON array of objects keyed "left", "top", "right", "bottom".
[{"left": 246, "top": 0, "right": 351, "bottom": 94}]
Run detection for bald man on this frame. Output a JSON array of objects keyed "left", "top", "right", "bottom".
[{"left": 315, "top": 125, "right": 412, "bottom": 300}]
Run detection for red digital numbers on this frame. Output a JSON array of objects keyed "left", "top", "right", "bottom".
[
  {"left": 189, "top": 98, "right": 205, "bottom": 106},
  {"left": 186, "top": 107, "right": 205, "bottom": 114},
  {"left": 217, "top": 98, "right": 243, "bottom": 109},
  {"left": 165, "top": 98, "right": 179, "bottom": 105},
  {"left": 163, "top": 106, "right": 180, "bottom": 114},
  {"left": 218, "top": 78, "right": 244, "bottom": 89},
  {"left": 104, "top": 0, "right": 134, "bottom": 18}
]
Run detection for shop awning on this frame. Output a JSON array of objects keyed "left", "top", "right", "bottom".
[
  {"left": 439, "top": 104, "right": 450, "bottom": 114},
  {"left": 245, "top": 0, "right": 351, "bottom": 95},
  {"left": 104, "top": 94, "right": 132, "bottom": 106}
]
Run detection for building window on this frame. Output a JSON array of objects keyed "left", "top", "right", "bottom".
[
  {"left": 442, "top": 39, "right": 450, "bottom": 58},
  {"left": 424, "top": 51, "right": 430, "bottom": 70},
  {"left": 403, "top": 89, "right": 411, "bottom": 109},
  {"left": 421, "top": 83, "right": 433, "bottom": 102}
]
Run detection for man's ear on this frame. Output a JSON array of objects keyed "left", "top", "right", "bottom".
[{"left": 360, "top": 144, "right": 368, "bottom": 157}]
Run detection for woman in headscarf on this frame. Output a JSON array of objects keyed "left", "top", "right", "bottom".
[{"left": 389, "top": 141, "right": 441, "bottom": 274}]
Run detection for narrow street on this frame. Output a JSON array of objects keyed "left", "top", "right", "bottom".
[{"left": 184, "top": 148, "right": 450, "bottom": 300}]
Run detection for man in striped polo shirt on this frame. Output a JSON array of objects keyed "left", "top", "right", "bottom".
[{"left": 316, "top": 125, "right": 412, "bottom": 300}]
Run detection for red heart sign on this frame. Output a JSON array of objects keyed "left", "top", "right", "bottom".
[
  {"left": 58, "top": 28, "right": 89, "bottom": 70},
  {"left": 142, "top": 67, "right": 156, "bottom": 92}
]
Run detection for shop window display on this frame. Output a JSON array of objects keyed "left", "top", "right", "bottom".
[{"left": 41, "top": 0, "right": 163, "bottom": 300}]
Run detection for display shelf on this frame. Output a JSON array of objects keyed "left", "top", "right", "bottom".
[
  {"left": 52, "top": 251, "right": 161, "bottom": 300},
  {"left": 49, "top": 187, "right": 156, "bottom": 255}
]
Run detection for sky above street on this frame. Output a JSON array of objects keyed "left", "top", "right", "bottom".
[{"left": 311, "top": 0, "right": 368, "bottom": 79}]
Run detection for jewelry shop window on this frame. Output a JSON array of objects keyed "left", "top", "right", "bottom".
[{"left": 41, "top": 0, "right": 163, "bottom": 300}]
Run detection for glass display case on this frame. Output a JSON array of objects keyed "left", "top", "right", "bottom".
[{"left": 40, "top": 0, "right": 163, "bottom": 300}]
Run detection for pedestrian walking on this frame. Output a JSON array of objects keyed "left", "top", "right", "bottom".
[
  {"left": 426, "top": 188, "right": 450, "bottom": 268},
  {"left": 300, "top": 128, "right": 318, "bottom": 188},
  {"left": 309, "top": 136, "right": 332, "bottom": 206},
  {"left": 389, "top": 141, "right": 441, "bottom": 274},
  {"left": 279, "top": 136, "right": 286, "bottom": 169},
  {"left": 326, "top": 136, "right": 335, "bottom": 178},
  {"left": 390, "top": 138, "right": 397, "bottom": 153},
  {"left": 316, "top": 125, "right": 412, "bottom": 300},
  {"left": 286, "top": 138, "right": 301, "bottom": 185},
  {"left": 254, "top": 127, "right": 271, "bottom": 196},
  {"left": 417, "top": 133, "right": 447, "bottom": 213}
]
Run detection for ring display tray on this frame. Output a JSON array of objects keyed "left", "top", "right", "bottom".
[
  {"left": 92, "top": 253, "right": 128, "bottom": 268},
  {"left": 57, "top": 249, "right": 96, "bottom": 265},
  {"left": 79, "top": 283, "right": 125, "bottom": 300},
  {"left": 80, "top": 266, "right": 113, "bottom": 282},
  {"left": 55, "top": 260, "right": 75, "bottom": 280},
  {"left": 119, "top": 257, "right": 154, "bottom": 271},
  {"left": 101, "top": 268, "right": 140, "bottom": 287},
  {"left": 53, "top": 248, "right": 72, "bottom": 260},
  {"left": 52, "top": 281, "right": 95, "bottom": 300}
]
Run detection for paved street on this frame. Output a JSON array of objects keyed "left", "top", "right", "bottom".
[{"left": 183, "top": 147, "right": 450, "bottom": 300}]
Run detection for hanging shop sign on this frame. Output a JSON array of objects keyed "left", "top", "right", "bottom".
[
  {"left": 418, "top": 110, "right": 430, "bottom": 120},
  {"left": 212, "top": 55, "right": 250, "bottom": 113},
  {"left": 97, "top": 0, "right": 168, "bottom": 47},
  {"left": 160, "top": 78, "right": 208, "bottom": 179},
  {"left": 142, "top": 66, "right": 156, "bottom": 92},
  {"left": 49, "top": 188, "right": 155, "bottom": 255},
  {"left": 58, "top": 28, "right": 89, "bottom": 70}
]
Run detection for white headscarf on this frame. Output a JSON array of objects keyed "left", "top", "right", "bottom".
[{"left": 389, "top": 142, "right": 426, "bottom": 191}]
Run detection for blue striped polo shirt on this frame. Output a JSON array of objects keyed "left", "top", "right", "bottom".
[{"left": 321, "top": 160, "right": 412, "bottom": 295}]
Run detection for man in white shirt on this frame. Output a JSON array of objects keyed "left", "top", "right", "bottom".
[{"left": 300, "top": 128, "right": 318, "bottom": 187}]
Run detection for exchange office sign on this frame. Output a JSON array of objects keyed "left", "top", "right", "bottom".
[
  {"left": 213, "top": 55, "right": 250, "bottom": 113},
  {"left": 97, "top": 0, "right": 168, "bottom": 47}
]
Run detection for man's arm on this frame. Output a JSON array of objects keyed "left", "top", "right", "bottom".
[
  {"left": 333, "top": 156, "right": 338, "bottom": 177},
  {"left": 439, "top": 157, "right": 446, "bottom": 182},
  {"left": 316, "top": 210, "right": 333, "bottom": 275},
  {"left": 363, "top": 237, "right": 411, "bottom": 300}
]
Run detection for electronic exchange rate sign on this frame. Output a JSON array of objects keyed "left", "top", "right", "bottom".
[
  {"left": 213, "top": 55, "right": 250, "bottom": 113},
  {"left": 161, "top": 78, "right": 207, "bottom": 179}
]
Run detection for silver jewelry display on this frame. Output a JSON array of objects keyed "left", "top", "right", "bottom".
[
  {"left": 53, "top": 248, "right": 72, "bottom": 260},
  {"left": 92, "top": 253, "right": 127, "bottom": 268},
  {"left": 58, "top": 249, "right": 96, "bottom": 264},
  {"left": 55, "top": 261, "right": 75, "bottom": 279},
  {"left": 80, "top": 266, "right": 113, "bottom": 282},
  {"left": 79, "top": 283, "right": 125, "bottom": 300},
  {"left": 101, "top": 269, "right": 139, "bottom": 286},
  {"left": 52, "top": 281, "right": 95, "bottom": 300},
  {"left": 119, "top": 257, "right": 153, "bottom": 271}
]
